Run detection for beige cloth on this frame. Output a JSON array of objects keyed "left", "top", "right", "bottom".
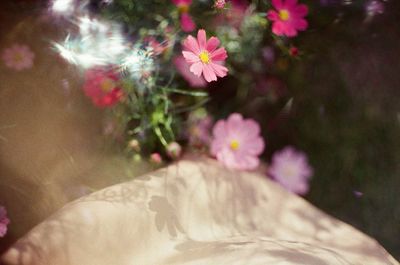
[{"left": 1, "top": 157, "right": 398, "bottom": 265}]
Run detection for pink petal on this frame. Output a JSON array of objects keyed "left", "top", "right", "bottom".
[
  {"left": 267, "top": 10, "right": 279, "bottom": 21},
  {"left": 242, "top": 137, "right": 265, "bottom": 156},
  {"left": 272, "top": 21, "right": 286, "bottom": 36},
  {"left": 284, "top": 0, "right": 298, "bottom": 8},
  {"left": 210, "top": 47, "right": 228, "bottom": 62},
  {"left": 189, "top": 61, "right": 203, "bottom": 77},
  {"left": 294, "top": 19, "right": 308, "bottom": 30},
  {"left": 226, "top": 113, "right": 244, "bottom": 132},
  {"left": 293, "top": 4, "right": 308, "bottom": 17},
  {"left": 174, "top": 56, "right": 207, "bottom": 87},
  {"left": 206, "top": 37, "right": 220, "bottom": 53},
  {"left": 182, "top": 51, "right": 200, "bottom": 64},
  {"left": 202, "top": 64, "right": 217, "bottom": 82},
  {"left": 183, "top": 35, "right": 200, "bottom": 54},
  {"left": 209, "top": 63, "right": 228, "bottom": 78},
  {"left": 197, "top": 29, "right": 207, "bottom": 50},
  {"left": 272, "top": 0, "right": 284, "bottom": 9},
  {"left": 242, "top": 119, "right": 261, "bottom": 137}
]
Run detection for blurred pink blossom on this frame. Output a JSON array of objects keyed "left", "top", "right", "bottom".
[
  {"left": 0, "top": 206, "right": 10, "bottom": 238},
  {"left": 268, "top": 146, "right": 313, "bottom": 195},
  {"left": 180, "top": 13, "right": 196, "bottom": 32},
  {"left": 211, "top": 113, "right": 265, "bottom": 170},
  {"left": 2, "top": 44, "right": 34, "bottom": 71},
  {"left": 173, "top": 56, "right": 207, "bottom": 87},
  {"left": 173, "top": 0, "right": 196, "bottom": 32},
  {"left": 182, "top": 29, "right": 228, "bottom": 82},
  {"left": 267, "top": 0, "right": 309, "bottom": 37},
  {"left": 83, "top": 67, "right": 124, "bottom": 108}
]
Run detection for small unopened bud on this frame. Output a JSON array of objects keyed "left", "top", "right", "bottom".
[
  {"left": 166, "top": 142, "right": 182, "bottom": 159},
  {"left": 150, "top": 153, "right": 163, "bottom": 164},
  {"left": 214, "top": 0, "right": 226, "bottom": 9}
]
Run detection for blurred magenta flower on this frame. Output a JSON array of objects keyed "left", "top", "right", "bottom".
[
  {"left": 83, "top": 67, "right": 124, "bottom": 108},
  {"left": 180, "top": 13, "right": 196, "bottom": 32},
  {"left": 173, "top": 56, "right": 207, "bottom": 87},
  {"left": 211, "top": 113, "right": 265, "bottom": 170},
  {"left": 0, "top": 206, "right": 10, "bottom": 238},
  {"left": 268, "top": 146, "right": 313, "bottom": 195},
  {"left": 182, "top": 29, "right": 228, "bottom": 82},
  {"left": 2, "top": 44, "right": 34, "bottom": 71},
  {"left": 267, "top": 0, "right": 308, "bottom": 37},
  {"left": 173, "top": 0, "right": 196, "bottom": 32}
]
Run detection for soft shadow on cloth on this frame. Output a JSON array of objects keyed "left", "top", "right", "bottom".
[{"left": 1, "top": 158, "right": 397, "bottom": 265}]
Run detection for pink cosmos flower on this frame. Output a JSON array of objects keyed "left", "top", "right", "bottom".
[
  {"left": 173, "top": 0, "right": 196, "bottom": 32},
  {"left": 83, "top": 67, "right": 124, "bottom": 108},
  {"left": 0, "top": 206, "right": 10, "bottom": 238},
  {"left": 268, "top": 146, "right": 313, "bottom": 195},
  {"left": 267, "top": 0, "right": 308, "bottom": 37},
  {"left": 173, "top": 56, "right": 207, "bottom": 87},
  {"left": 2, "top": 44, "right": 34, "bottom": 71},
  {"left": 211, "top": 113, "right": 265, "bottom": 170},
  {"left": 182, "top": 29, "right": 228, "bottom": 83}
]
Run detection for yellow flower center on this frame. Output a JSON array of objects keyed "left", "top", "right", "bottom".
[
  {"left": 100, "top": 78, "right": 115, "bottom": 92},
  {"left": 13, "top": 53, "right": 23, "bottom": 63},
  {"left": 178, "top": 4, "right": 190, "bottom": 13},
  {"left": 199, "top": 51, "right": 210, "bottom": 64},
  {"left": 230, "top": 140, "right": 240, "bottom": 151},
  {"left": 279, "top": 9, "right": 290, "bottom": 21}
]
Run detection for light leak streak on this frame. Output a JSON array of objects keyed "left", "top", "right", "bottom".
[{"left": 51, "top": 0, "right": 75, "bottom": 15}]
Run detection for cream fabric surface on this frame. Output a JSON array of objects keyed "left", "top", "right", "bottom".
[{"left": 1, "top": 157, "right": 398, "bottom": 265}]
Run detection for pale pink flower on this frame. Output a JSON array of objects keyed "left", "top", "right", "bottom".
[
  {"left": 267, "top": 0, "right": 308, "bottom": 37},
  {"left": 182, "top": 29, "right": 228, "bottom": 82},
  {"left": 0, "top": 206, "right": 10, "bottom": 238},
  {"left": 83, "top": 67, "right": 124, "bottom": 108},
  {"left": 268, "top": 146, "right": 313, "bottom": 195},
  {"left": 2, "top": 44, "right": 34, "bottom": 71},
  {"left": 211, "top": 113, "right": 265, "bottom": 170},
  {"left": 173, "top": 56, "right": 207, "bottom": 87}
]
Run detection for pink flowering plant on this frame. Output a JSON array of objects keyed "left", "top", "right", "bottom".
[{"left": 50, "top": 0, "right": 313, "bottom": 168}]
